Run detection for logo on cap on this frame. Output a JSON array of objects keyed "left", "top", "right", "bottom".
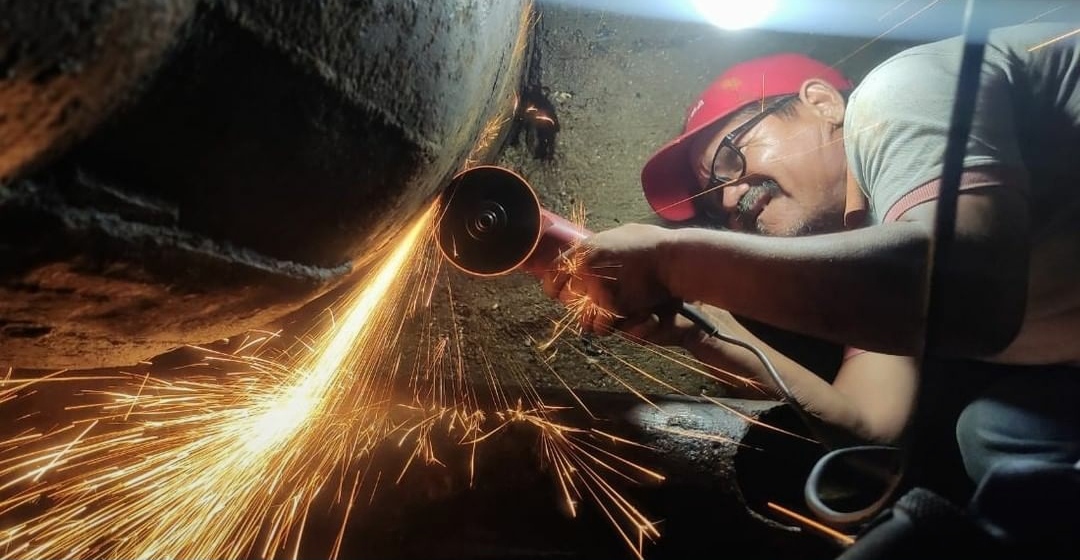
[
  {"left": 719, "top": 77, "right": 743, "bottom": 91},
  {"left": 687, "top": 98, "right": 705, "bottom": 123}
]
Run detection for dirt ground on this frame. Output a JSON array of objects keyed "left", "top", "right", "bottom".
[{"left": 443, "top": 2, "right": 918, "bottom": 396}]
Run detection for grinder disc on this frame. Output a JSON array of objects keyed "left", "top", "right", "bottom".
[{"left": 436, "top": 166, "right": 542, "bottom": 276}]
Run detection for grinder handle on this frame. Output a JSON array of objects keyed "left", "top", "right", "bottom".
[
  {"left": 518, "top": 212, "right": 817, "bottom": 446},
  {"left": 520, "top": 209, "right": 591, "bottom": 277}
]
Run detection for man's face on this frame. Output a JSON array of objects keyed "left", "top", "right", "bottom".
[{"left": 686, "top": 94, "right": 848, "bottom": 236}]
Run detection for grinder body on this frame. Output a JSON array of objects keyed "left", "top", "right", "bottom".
[{"left": 526, "top": 210, "right": 589, "bottom": 276}]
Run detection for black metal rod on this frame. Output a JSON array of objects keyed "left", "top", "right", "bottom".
[
  {"left": 922, "top": 0, "right": 990, "bottom": 357},
  {"left": 899, "top": 0, "right": 990, "bottom": 504}
]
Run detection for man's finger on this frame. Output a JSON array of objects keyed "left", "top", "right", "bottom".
[
  {"left": 619, "top": 313, "right": 659, "bottom": 341},
  {"left": 591, "top": 312, "right": 618, "bottom": 336},
  {"left": 579, "top": 276, "right": 617, "bottom": 334},
  {"left": 562, "top": 275, "right": 587, "bottom": 306},
  {"left": 542, "top": 269, "right": 569, "bottom": 300}
]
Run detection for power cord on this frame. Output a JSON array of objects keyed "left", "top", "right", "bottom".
[
  {"left": 676, "top": 303, "right": 911, "bottom": 529},
  {"left": 676, "top": 302, "right": 827, "bottom": 447}
]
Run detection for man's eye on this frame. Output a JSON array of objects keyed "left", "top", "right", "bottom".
[{"left": 712, "top": 148, "right": 741, "bottom": 178}]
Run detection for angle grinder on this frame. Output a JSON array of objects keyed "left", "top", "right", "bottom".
[
  {"left": 433, "top": 165, "right": 809, "bottom": 429},
  {"left": 434, "top": 165, "right": 721, "bottom": 331},
  {"left": 435, "top": 165, "right": 584, "bottom": 278}
]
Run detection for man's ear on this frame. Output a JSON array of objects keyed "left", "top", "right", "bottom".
[{"left": 799, "top": 78, "right": 846, "bottom": 126}]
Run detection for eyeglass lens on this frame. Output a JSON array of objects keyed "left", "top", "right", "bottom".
[{"left": 710, "top": 144, "right": 744, "bottom": 186}]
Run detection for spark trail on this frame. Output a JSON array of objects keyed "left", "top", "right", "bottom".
[
  {"left": 0, "top": 208, "right": 436, "bottom": 560},
  {"left": 0, "top": 202, "right": 673, "bottom": 560}
]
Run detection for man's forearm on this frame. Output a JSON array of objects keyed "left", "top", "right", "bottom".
[
  {"left": 683, "top": 308, "right": 870, "bottom": 441},
  {"left": 662, "top": 224, "right": 932, "bottom": 355},
  {"left": 661, "top": 207, "right": 1027, "bottom": 358}
]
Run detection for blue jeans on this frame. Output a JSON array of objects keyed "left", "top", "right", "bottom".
[{"left": 955, "top": 366, "right": 1080, "bottom": 483}]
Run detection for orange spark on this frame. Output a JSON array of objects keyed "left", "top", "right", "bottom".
[{"left": 1028, "top": 27, "right": 1080, "bottom": 52}]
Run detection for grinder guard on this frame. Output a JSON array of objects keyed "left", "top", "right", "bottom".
[{"left": 436, "top": 166, "right": 589, "bottom": 277}]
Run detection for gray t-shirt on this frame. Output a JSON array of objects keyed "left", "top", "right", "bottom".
[
  {"left": 846, "top": 23, "right": 1080, "bottom": 228},
  {"left": 844, "top": 23, "right": 1080, "bottom": 364}
]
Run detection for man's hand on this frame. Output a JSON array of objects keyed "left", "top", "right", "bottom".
[
  {"left": 619, "top": 309, "right": 701, "bottom": 348},
  {"left": 541, "top": 223, "right": 677, "bottom": 334}
]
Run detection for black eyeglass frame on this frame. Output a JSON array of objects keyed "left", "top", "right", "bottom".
[{"left": 705, "top": 94, "right": 799, "bottom": 190}]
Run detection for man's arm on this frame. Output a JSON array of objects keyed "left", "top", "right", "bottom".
[
  {"left": 644, "top": 305, "right": 918, "bottom": 444},
  {"left": 662, "top": 183, "right": 1029, "bottom": 357}
]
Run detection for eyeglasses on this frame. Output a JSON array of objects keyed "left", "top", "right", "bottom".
[{"left": 706, "top": 95, "right": 798, "bottom": 190}]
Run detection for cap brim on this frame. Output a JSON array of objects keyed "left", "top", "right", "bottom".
[
  {"left": 641, "top": 138, "right": 697, "bottom": 222},
  {"left": 641, "top": 115, "right": 732, "bottom": 223}
]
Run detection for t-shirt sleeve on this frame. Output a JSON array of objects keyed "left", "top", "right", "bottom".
[
  {"left": 844, "top": 47, "right": 1025, "bottom": 223},
  {"left": 842, "top": 346, "right": 867, "bottom": 361}
]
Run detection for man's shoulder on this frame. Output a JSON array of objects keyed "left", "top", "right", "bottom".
[
  {"left": 854, "top": 41, "right": 958, "bottom": 99},
  {"left": 856, "top": 23, "right": 1079, "bottom": 92},
  {"left": 845, "top": 45, "right": 956, "bottom": 129}
]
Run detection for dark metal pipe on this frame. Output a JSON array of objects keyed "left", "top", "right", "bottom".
[{"left": 312, "top": 390, "right": 835, "bottom": 560}]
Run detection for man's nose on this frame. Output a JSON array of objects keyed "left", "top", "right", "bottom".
[{"left": 721, "top": 182, "right": 751, "bottom": 213}]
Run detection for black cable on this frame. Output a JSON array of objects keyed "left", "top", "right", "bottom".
[
  {"left": 676, "top": 302, "right": 829, "bottom": 448},
  {"left": 679, "top": 302, "right": 921, "bottom": 530}
]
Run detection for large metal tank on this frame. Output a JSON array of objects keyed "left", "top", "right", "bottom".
[{"left": 0, "top": 0, "right": 533, "bottom": 368}]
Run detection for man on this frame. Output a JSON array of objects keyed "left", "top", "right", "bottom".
[{"left": 544, "top": 23, "right": 1080, "bottom": 486}]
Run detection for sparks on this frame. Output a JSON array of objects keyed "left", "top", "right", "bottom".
[
  {"left": 0, "top": 207, "right": 436, "bottom": 560},
  {"left": 1027, "top": 27, "right": 1080, "bottom": 52},
  {"left": 1, "top": 175, "right": 812, "bottom": 560}
]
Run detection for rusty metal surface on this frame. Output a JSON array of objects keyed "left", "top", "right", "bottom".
[
  {"left": 0, "top": 0, "right": 198, "bottom": 182},
  {"left": 0, "top": 0, "right": 532, "bottom": 369}
]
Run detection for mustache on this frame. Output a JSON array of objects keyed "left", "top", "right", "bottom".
[{"left": 733, "top": 179, "right": 781, "bottom": 230}]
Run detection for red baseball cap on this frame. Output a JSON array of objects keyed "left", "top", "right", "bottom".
[{"left": 641, "top": 53, "right": 852, "bottom": 222}]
